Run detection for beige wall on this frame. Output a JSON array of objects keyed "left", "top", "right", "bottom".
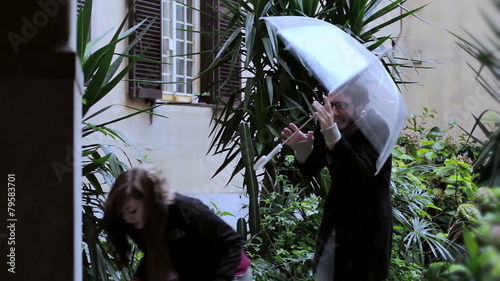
[
  {"left": 382, "top": 0, "right": 498, "bottom": 136},
  {"left": 84, "top": 1, "right": 246, "bottom": 226},
  {"left": 87, "top": 0, "right": 498, "bottom": 203},
  {"left": 86, "top": 0, "right": 244, "bottom": 197}
]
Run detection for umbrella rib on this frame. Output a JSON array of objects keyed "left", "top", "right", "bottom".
[
  {"left": 268, "top": 48, "right": 392, "bottom": 158},
  {"left": 282, "top": 115, "right": 316, "bottom": 146}
]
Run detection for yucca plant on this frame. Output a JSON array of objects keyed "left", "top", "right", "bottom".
[
  {"left": 201, "top": 1, "right": 500, "bottom": 279},
  {"left": 204, "top": 0, "right": 425, "bottom": 237},
  {"left": 78, "top": 0, "right": 165, "bottom": 280},
  {"left": 451, "top": 0, "right": 499, "bottom": 188}
]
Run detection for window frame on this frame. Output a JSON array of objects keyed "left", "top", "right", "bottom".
[
  {"left": 160, "top": 0, "right": 200, "bottom": 103},
  {"left": 129, "top": 0, "right": 241, "bottom": 105}
]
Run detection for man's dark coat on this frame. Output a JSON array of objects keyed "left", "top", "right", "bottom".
[{"left": 297, "top": 113, "right": 393, "bottom": 281}]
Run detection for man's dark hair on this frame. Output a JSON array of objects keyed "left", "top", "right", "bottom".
[{"left": 343, "top": 83, "right": 369, "bottom": 106}]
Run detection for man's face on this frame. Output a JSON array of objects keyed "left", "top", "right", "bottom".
[{"left": 330, "top": 94, "right": 361, "bottom": 131}]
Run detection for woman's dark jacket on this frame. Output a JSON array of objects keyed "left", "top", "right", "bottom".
[
  {"left": 296, "top": 116, "right": 393, "bottom": 281},
  {"left": 133, "top": 193, "right": 242, "bottom": 281}
]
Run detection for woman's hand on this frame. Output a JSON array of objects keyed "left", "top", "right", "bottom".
[
  {"left": 281, "top": 123, "right": 314, "bottom": 146},
  {"left": 312, "top": 96, "right": 335, "bottom": 131}
]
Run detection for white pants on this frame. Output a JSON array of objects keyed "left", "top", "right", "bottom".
[
  {"left": 234, "top": 268, "right": 252, "bottom": 281},
  {"left": 315, "top": 232, "right": 336, "bottom": 281}
]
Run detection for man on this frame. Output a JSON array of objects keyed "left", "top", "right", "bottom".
[{"left": 281, "top": 86, "right": 393, "bottom": 281}]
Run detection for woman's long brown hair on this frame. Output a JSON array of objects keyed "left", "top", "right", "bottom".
[{"left": 100, "top": 165, "right": 173, "bottom": 280}]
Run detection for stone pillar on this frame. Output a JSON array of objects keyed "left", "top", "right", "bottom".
[{"left": 1, "top": 1, "right": 81, "bottom": 281}]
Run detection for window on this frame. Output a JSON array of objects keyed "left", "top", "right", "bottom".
[
  {"left": 129, "top": 0, "right": 240, "bottom": 104},
  {"left": 161, "top": 0, "right": 199, "bottom": 102}
]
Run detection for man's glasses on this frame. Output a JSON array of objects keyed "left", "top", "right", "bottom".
[{"left": 331, "top": 102, "right": 351, "bottom": 110}]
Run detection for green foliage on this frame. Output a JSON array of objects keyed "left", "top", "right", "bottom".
[
  {"left": 388, "top": 108, "right": 488, "bottom": 278},
  {"left": 426, "top": 0, "right": 500, "bottom": 279},
  {"left": 426, "top": 218, "right": 500, "bottom": 281},
  {"left": 240, "top": 121, "right": 262, "bottom": 235},
  {"left": 206, "top": 0, "right": 426, "bottom": 241},
  {"left": 392, "top": 107, "right": 500, "bottom": 280},
  {"left": 239, "top": 109, "right": 484, "bottom": 280},
  {"left": 201, "top": 1, "right": 500, "bottom": 280},
  {"left": 245, "top": 156, "right": 320, "bottom": 280},
  {"left": 203, "top": 1, "right": 443, "bottom": 279},
  {"left": 390, "top": 248, "right": 425, "bottom": 281},
  {"left": 451, "top": 0, "right": 500, "bottom": 187},
  {"left": 78, "top": 1, "right": 165, "bottom": 280}
]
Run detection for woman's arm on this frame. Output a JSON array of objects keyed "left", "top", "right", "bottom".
[{"left": 179, "top": 196, "right": 242, "bottom": 281}]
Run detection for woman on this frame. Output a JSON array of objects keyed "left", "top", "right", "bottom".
[{"left": 100, "top": 165, "right": 252, "bottom": 281}]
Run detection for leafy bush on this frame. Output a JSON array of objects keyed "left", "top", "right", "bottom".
[
  {"left": 243, "top": 108, "right": 488, "bottom": 280},
  {"left": 391, "top": 109, "right": 481, "bottom": 272},
  {"left": 245, "top": 156, "right": 320, "bottom": 281},
  {"left": 425, "top": 0, "right": 500, "bottom": 279},
  {"left": 425, "top": 189, "right": 500, "bottom": 281},
  {"left": 241, "top": 111, "right": 483, "bottom": 279},
  {"left": 390, "top": 107, "right": 500, "bottom": 280}
]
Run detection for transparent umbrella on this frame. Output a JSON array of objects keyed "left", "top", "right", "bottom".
[{"left": 253, "top": 16, "right": 408, "bottom": 174}]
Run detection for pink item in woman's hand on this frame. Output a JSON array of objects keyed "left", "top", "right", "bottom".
[{"left": 235, "top": 251, "right": 251, "bottom": 275}]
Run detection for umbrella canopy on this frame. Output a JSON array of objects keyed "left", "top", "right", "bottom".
[{"left": 260, "top": 16, "right": 408, "bottom": 174}]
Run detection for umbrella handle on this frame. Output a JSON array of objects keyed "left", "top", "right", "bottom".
[
  {"left": 282, "top": 115, "right": 316, "bottom": 146},
  {"left": 253, "top": 144, "right": 283, "bottom": 170},
  {"left": 253, "top": 115, "right": 316, "bottom": 170}
]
